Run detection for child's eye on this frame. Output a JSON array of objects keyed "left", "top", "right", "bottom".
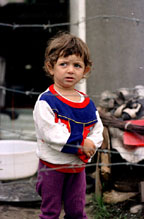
[
  {"left": 60, "top": 62, "right": 67, "bottom": 67},
  {"left": 74, "top": 63, "right": 82, "bottom": 68}
]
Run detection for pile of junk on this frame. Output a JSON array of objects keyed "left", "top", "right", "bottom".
[{"left": 90, "top": 85, "right": 144, "bottom": 210}]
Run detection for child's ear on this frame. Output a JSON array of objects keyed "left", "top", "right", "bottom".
[
  {"left": 46, "top": 62, "right": 54, "bottom": 75},
  {"left": 83, "top": 66, "right": 91, "bottom": 76}
]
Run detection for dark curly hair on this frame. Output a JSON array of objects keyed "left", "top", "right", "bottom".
[{"left": 43, "top": 32, "right": 92, "bottom": 78}]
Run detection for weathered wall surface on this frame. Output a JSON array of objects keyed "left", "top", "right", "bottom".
[{"left": 86, "top": 0, "right": 144, "bottom": 103}]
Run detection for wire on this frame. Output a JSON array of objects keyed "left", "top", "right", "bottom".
[
  {"left": 0, "top": 14, "right": 143, "bottom": 30},
  {"left": 86, "top": 14, "right": 141, "bottom": 24},
  {"left": 0, "top": 160, "right": 144, "bottom": 186},
  {"left": 0, "top": 21, "right": 76, "bottom": 30},
  {"left": 0, "top": 85, "right": 40, "bottom": 95},
  {"left": 0, "top": 85, "right": 142, "bottom": 99},
  {"left": 0, "top": 124, "right": 144, "bottom": 160}
]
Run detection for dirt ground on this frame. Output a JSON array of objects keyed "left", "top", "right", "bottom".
[
  {"left": 0, "top": 194, "right": 93, "bottom": 219},
  {"left": 1, "top": 195, "right": 144, "bottom": 219},
  {"left": 0, "top": 173, "right": 144, "bottom": 219}
]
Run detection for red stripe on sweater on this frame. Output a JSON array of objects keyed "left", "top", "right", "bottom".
[
  {"left": 40, "top": 159, "right": 85, "bottom": 173},
  {"left": 49, "top": 84, "right": 90, "bottom": 108}
]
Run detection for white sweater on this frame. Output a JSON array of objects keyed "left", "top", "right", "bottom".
[{"left": 33, "top": 86, "right": 104, "bottom": 166}]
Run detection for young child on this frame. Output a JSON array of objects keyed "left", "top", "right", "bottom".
[{"left": 33, "top": 32, "right": 103, "bottom": 219}]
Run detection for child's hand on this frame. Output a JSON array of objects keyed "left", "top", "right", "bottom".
[{"left": 83, "top": 139, "right": 96, "bottom": 158}]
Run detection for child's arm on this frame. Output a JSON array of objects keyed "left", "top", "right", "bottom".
[
  {"left": 33, "top": 100, "right": 70, "bottom": 151},
  {"left": 83, "top": 111, "right": 103, "bottom": 158}
]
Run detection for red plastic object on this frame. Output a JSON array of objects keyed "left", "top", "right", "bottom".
[{"left": 123, "top": 120, "right": 144, "bottom": 146}]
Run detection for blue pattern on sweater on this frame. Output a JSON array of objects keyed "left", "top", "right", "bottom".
[{"left": 40, "top": 90, "right": 97, "bottom": 154}]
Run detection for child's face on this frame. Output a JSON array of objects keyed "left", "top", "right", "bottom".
[{"left": 48, "top": 54, "right": 90, "bottom": 89}]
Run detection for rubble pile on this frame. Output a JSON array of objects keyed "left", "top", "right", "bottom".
[
  {"left": 99, "top": 85, "right": 144, "bottom": 120},
  {"left": 98, "top": 85, "right": 144, "bottom": 163}
]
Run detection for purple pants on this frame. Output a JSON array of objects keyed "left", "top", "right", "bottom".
[{"left": 36, "top": 161, "right": 88, "bottom": 219}]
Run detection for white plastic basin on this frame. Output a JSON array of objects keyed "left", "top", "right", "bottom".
[{"left": 0, "top": 140, "right": 39, "bottom": 180}]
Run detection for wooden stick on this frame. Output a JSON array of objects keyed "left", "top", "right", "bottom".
[
  {"left": 95, "top": 151, "right": 102, "bottom": 198},
  {"left": 139, "top": 181, "right": 144, "bottom": 202},
  {"left": 99, "top": 111, "right": 144, "bottom": 135},
  {"left": 100, "top": 127, "right": 111, "bottom": 181}
]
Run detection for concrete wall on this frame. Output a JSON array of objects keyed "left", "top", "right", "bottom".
[
  {"left": 70, "top": 0, "right": 87, "bottom": 93},
  {"left": 86, "top": 0, "right": 144, "bottom": 103}
]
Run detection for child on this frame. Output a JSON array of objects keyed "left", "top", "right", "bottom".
[{"left": 33, "top": 32, "right": 103, "bottom": 219}]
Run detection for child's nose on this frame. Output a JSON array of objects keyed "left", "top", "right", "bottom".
[{"left": 67, "top": 65, "right": 74, "bottom": 73}]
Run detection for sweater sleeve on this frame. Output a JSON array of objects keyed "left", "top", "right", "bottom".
[
  {"left": 33, "top": 100, "right": 70, "bottom": 151},
  {"left": 86, "top": 111, "right": 104, "bottom": 149},
  {"left": 77, "top": 110, "right": 104, "bottom": 163}
]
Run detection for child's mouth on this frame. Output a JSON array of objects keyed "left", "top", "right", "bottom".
[{"left": 65, "top": 77, "right": 74, "bottom": 81}]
